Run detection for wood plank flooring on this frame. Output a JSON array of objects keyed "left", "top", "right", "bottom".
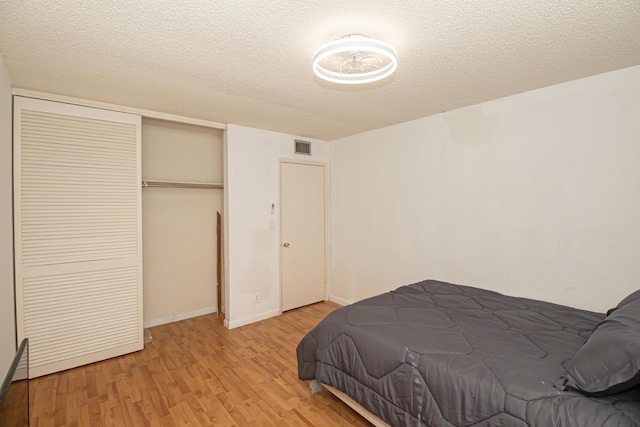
[{"left": 29, "top": 302, "right": 371, "bottom": 427}]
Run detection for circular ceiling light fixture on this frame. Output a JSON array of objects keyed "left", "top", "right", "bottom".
[{"left": 313, "top": 34, "right": 397, "bottom": 85}]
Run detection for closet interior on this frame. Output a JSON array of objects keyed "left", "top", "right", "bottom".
[{"left": 141, "top": 118, "right": 224, "bottom": 327}]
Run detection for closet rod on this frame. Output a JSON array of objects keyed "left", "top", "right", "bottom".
[{"left": 142, "top": 180, "right": 224, "bottom": 189}]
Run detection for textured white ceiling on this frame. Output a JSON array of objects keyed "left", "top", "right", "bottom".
[{"left": 1, "top": 1, "right": 639, "bottom": 140}]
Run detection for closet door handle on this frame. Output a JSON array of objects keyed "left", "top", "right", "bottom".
[{"left": 283, "top": 242, "right": 290, "bottom": 248}]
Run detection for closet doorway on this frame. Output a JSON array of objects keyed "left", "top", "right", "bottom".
[{"left": 141, "top": 119, "right": 224, "bottom": 327}]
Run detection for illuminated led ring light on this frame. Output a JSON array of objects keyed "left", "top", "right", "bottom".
[{"left": 313, "top": 35, "right": 397, "bottom": 84}]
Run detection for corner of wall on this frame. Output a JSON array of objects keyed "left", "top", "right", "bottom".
[
  {"left": 224, "top": 124, "right": 330, "bottom": 328},
  {"left": 222, "top": 126, "right": 231, "bottom": 325},
  {"left": 0, "top": 55, "right": 17, "bottom": 377}
]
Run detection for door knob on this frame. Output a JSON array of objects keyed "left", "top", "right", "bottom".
[{"left": 283, "top": 242, "right": 290, "bottom": 248}]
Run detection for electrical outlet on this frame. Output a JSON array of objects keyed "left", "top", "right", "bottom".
[{"left": 254, "top": 292, "right": 260, "bottom": 303}]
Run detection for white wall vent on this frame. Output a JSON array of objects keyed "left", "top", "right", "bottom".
[{"left": 295, "top": 140, "right": 311, "bottom": 155}]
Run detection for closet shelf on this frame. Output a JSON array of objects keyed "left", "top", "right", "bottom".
[{"left": 142, "top": 180, "right": 224, "bottom": 189}]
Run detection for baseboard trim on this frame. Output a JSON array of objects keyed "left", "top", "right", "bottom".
[
  {"left": 226, "top": 309, "right": 280, "bottom": 330},
  {"left": 329, "top": 295, "right": 353, "bottom": 306},
  {"left": 144, "top": 306, "right": 217, "bottom": 328}
]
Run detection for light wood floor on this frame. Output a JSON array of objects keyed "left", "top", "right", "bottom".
[{"left": 29, "top": 302, "right": 371, "bottom": 427}]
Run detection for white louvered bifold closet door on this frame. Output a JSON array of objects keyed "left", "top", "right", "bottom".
[{"left": 14, "top": 97, "right": 143, "bottom": 378}]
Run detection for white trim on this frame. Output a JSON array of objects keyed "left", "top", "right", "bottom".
[
  {"left": 329, "top": 295, "right": 353, "bottom": 306},
  {"left": 12, "top": 88, "right": 227, "bottom": 130},
  {"left": 144, "top": 306, "right": 218, "bottom": 328},
  {"left": 226, "top": 309, "right": 280, "bottom": 330},
  {"left": 222, "top": 130, "right": 231, "bottom": 328},
  {"left": 280, "top": 157, "right": 327, "bottom": 167}
]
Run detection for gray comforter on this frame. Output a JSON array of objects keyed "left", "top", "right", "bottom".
[{"left": 297, "top": 280, "right": 640, "bottom": 426}]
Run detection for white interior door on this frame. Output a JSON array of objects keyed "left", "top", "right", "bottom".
[
  {"left": 14, "top": 97, "right": 143, "bottom": 378},
  {"left": 280, "top": 161, "right": 326, "bottom": 311}
]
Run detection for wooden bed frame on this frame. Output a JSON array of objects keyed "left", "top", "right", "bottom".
[{"left": 311, "top": 380, "right": 391, "bottom": 427}]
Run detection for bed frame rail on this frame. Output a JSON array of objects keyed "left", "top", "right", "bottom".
[{"left": 310, "top": 380, "right": 391, "bottom": 427}]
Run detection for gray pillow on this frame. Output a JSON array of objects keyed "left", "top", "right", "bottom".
[
  {"left": 561, "top": 298, "right": 640, "bottom": 396},
  {"left": 607, "top": 289, "right": 640, "bottom": 315}
]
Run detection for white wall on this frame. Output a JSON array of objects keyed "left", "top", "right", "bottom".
[
  {"left": 330, "top": 65, "right": 640, "bottom": 312},
  {"left": 142, "top": 119, "right": 223, "bottom": 326},
  {"left": 224, "top": 124, "right": 329, "bottom": 328},
  {"left": 0, "top": 56, "right": 16, "bottom": 378}
]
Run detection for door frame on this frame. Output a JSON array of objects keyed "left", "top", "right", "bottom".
[{"left": 278, "top": 159, "right": 329, "bottom": 313}]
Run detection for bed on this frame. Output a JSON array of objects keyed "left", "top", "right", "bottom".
[{"left": 297, "top": 279, "right": 640, "bottom": 426}]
